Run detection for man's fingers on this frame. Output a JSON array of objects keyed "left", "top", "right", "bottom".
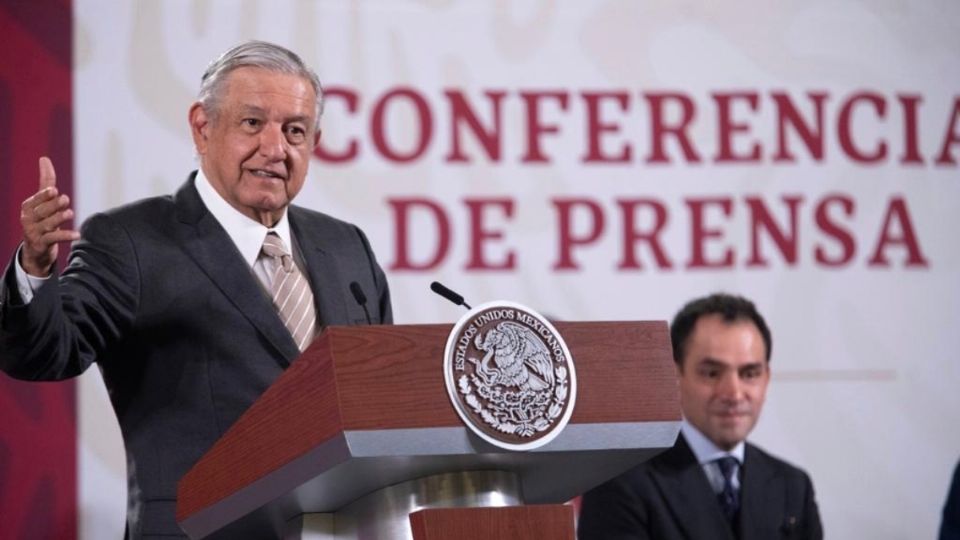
[
  {"left": 29, "top": 193, "right": 71, "bottom": 222},
  {"left": 22, "top": 219, "right": 78, "bottom": 262},
  {"left": 21, "top": 185, "right": 59, "bottom": 212},
  {"left": 26, "top": 227, "right": 81, "bottom": 247},
  {"left": 23, "top": 201, "right": 76, "bottom": 250},
  {"left": 20, "top": 158, "right": 68, "bottom": 278},
  {"left": 36, "top": 207, "right": 75, "bottom": 234},
  {"left": 42, "top": 229, "right": 81, "bottom": 244},
  {"left": 38, "top": 156, "right": 57, "bottom": 190},
  {"left": 21, "top": 194, "right": 69, "bottom": 236}
]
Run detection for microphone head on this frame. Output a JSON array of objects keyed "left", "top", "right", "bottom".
[
  {"left": 349, "top": 281, "right": 368, "bottom": 305},
  {"left": 430, "top": 281, "right": 465, "bottom": 306}
]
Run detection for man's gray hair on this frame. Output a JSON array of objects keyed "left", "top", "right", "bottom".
[{"left": 198, "top": 40, "right": 324, "bottom": 131}]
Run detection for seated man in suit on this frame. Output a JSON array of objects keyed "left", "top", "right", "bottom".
[
  {"left": 578, "top": 293, "right": 822, "bottom": 539},
  {"left": 0, "top": 41, "right": 391, "bottom": 538}
]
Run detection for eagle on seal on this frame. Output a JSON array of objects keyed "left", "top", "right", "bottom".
[{"left": 472, "top": 321, "right": 555, "bottom": 392}]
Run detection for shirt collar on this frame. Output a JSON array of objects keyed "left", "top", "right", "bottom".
[
  {"left": 681, "top": 419, "right": 745, "bottom": 465},
  {"left": 194, "top": 168, "right": 293, "bottom": 266}
]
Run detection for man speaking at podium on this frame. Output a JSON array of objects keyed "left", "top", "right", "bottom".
[
  {"left": 578, "top": 293, "right": 822, "bottom": 539},
  {"left": 0, "top": 41, "right": 391, "bottom": 538}
]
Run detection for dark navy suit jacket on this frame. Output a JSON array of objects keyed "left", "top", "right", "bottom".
[
  {"left": 0, "top": 174, "right": 392, "bottom": 538},
  {"left": 578, "top": 434, "right": 822, "bottom": 540}
]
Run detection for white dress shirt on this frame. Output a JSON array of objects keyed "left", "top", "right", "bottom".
[{"left": 193, "top": 168, "right": 297, "bottom": 290}]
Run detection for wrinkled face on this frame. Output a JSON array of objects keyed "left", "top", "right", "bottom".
[
  {"left": 189, "top": 66, "right": 319, "bottom": 226},
  {"left": 678, "top": 314, "right": 770, "bottom": 451}
]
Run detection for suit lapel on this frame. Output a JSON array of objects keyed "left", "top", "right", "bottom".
[
  {"left": 739, "top": 443, "right": 783, "bottom": 540},
  {"left": 651, "top": 434, "right": 735, "bottom": 540},
  {"left": 173, "top": 175, "right": 300, "bottom": 365},
  {"left": 289, "top": 207, "right": 349, "bottom": 328}
]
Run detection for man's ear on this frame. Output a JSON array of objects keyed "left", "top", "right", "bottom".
[
  {"left": 189, "top": 102, "right": 211, "bottom": 154},
  {"left": 313, "top": 128, "right": 322, "bottom": 149}
]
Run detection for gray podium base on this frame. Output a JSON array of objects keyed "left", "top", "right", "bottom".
[{"left": 283, "top": 470, "right": 522, "bottom": 540}]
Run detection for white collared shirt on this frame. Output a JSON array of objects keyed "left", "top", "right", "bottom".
[
  {"left": 15, "top": 169, "right": 295, "bottom": 300},
  {"left": 193, "top": 168, "right": 295, "bottom": 289},
  {"left": 681, "top": 419, "right": 745, "bottom": 494}
]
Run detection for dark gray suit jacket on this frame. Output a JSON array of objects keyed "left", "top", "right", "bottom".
[
  {"left": 578, "top": 434, "right": 822, "bottom": 540},
  {"left": 0, "top": 174, "right": 392, "bottom": 539}
]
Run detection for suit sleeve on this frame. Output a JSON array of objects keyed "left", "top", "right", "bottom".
[
  {"left": 0, "top": 212, "right": 139, "bottom": 380},
  {"left": 578, "top": 476, "right": 652, "bottom": 540}
]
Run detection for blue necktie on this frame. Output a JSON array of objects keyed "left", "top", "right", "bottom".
[{"left": 715, "top": 456, "right": 740, "bottom": 525}]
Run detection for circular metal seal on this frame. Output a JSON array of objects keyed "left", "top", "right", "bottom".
[{"left": 443, "top": 301, "right": 577, "bottom": 451}]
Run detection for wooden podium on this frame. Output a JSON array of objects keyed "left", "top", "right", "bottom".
[{"left": 176, "top": 322, "right": 680, "bottom": 539}]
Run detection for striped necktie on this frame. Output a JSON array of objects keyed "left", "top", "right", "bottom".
[
  {"left": 715, "top": 456, "right": 740, "bottom": 526},
  {"left": 261, "top": 233, "right": 317, "bottom": 351}
]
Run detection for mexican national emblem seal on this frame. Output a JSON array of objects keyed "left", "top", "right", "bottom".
[{"left": 443, "top": 301, "right": 577, "bottom": 451}]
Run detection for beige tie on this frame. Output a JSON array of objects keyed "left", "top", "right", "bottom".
[{"left": 261, "top": 233, "right": 317, "bottom": 351}]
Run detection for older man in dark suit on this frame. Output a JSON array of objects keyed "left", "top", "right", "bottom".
[
  {"left": 0, "top": 41, "right": 391, "bottom": 539},
  {"left": 578, "top": 293, "right": 821, "bottom": 540}
]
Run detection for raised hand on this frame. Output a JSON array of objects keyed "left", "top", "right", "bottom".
[{"left": 18, "top": 157, "right": 80, "bottom": 276}]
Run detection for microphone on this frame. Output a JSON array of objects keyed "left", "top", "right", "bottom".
[
  {"left": 430, "top": 281, "right": 472, "bottom": 310},
  {"left": 349, "top": 281, "right": 372, "bottom": 324}
]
